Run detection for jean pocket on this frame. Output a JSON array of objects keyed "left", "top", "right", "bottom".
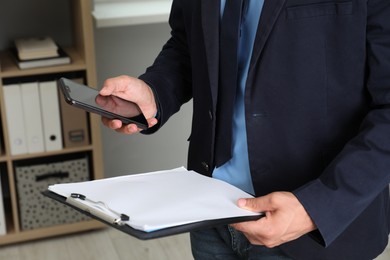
[{"left": 286, "top": 1, "right": 353, "bottom": 19}]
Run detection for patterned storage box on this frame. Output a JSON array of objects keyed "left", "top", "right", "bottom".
[{"left": 14, "top": 154, "right": 91, "bottom": 230}]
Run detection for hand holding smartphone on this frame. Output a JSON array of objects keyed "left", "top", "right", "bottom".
[{"left": 58, "top": 77, "right": 148, "bottom": 130}]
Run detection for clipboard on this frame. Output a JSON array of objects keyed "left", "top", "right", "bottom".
[
  {"left": 43, "top": 167, "right": 265, "bottom": 240},
  {"left": 42, "top": 190, "right": 263, "bottom": 240}
]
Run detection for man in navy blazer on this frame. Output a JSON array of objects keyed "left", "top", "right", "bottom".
[{"left": 100, "top": 0, "right": 390, "bottom": 259}]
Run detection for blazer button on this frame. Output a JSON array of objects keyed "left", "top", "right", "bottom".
[
  {"left": 201, "top": 162, "right": 210, "bottom": 171},
  {"left": 209, "top": 110, "right": 213, "bottom": 120}
]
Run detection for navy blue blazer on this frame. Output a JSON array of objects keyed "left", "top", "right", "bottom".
[{"left": 140, "top": 0, "right": 390, "bottom": 259}]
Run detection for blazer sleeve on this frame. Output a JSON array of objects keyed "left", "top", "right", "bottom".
[
  {"left": 293, "top": 0, "right": 390, "bottom": 247},
  {"left": 139, "top": 0, "right": 193, "bottom": 133}
]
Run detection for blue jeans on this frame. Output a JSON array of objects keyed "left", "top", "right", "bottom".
[{"left": 190, "top": 226, "right": 293, "bottom": 260}]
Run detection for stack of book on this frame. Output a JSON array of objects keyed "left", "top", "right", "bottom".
[{"left": 13, "top": 36, "right": 71, "bottom": 69}]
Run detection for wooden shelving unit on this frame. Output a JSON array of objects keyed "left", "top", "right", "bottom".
[{"left": 0, "top": 0, "right": 104, "bottom": 245}]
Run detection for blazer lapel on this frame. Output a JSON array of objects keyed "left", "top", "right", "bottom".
[
  {"left": 250, "top": 0, "right": 286, "bottom": 69},
  {"left": 201, "top": 0, "right": 220, "bottom": 112},
  {"left": 200, "top": 0, "right": 286, "bottom": 108}
]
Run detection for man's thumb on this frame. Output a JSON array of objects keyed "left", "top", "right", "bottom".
[{"left": 238, "top": 198, "right": 263, "bottom": 212}]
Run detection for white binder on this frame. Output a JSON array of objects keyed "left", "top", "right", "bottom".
[
  {"left": 20, "top": 82, "right": 45, "bottom": 153},
  {"left": 0, "top": 172, "right": 6, "bottom": 235},
  {"left": 39, "top": 81, "right": 63, "bottom": 151},
  {"left": 3, "top": 84, "right": 28, "bottom": 155}
]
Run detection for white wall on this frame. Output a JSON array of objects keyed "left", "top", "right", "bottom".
[{"left": 94, "top": 23, "right": 193, "bottom": 177}]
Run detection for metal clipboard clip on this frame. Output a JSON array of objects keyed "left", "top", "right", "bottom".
[{"left": 66, "top": 193, "right": 130, "bottom": 226}]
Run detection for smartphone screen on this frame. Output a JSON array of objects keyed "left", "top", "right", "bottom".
[{"left": 58, "top": 77, "right": 148, "bottom": 130}]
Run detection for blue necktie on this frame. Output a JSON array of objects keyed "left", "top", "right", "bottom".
[{"left": 215, "top": 0, "right": 248, "bottom": 167}]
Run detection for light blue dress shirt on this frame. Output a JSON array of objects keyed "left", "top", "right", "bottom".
[{"left": 213, "top": 0, "right": 264, "bottom": 195}]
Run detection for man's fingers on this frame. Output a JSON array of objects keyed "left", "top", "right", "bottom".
[{"left": 101, "top": 117, "right": 142, "bottom": 134}]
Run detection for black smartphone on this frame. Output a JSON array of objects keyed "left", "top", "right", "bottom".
[{"left": 58, "top": 77, "right": 148, "bottom": 130}]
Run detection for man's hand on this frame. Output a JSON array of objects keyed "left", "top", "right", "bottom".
[
  {"left": 230, "top": 192, "right": 316, "bottom": 248},
  {"left": 100, "top": 75, "right": 158, "bottom": 134}
]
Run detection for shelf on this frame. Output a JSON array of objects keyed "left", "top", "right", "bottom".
[
  {"left": 0, "top": 220, "right": 104, "bottom": 246},
  {"left": 92, "top": 0, "right": 171, "bottom": 28},
  {"left": 0, "top": 47, "right": 86, "bottom": 79},
  {"left": 2, "top": 145, "right": 95, "bottom": 162},
  {"left": 0, "top": 0, "right": 105, "bottom": 245}
]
